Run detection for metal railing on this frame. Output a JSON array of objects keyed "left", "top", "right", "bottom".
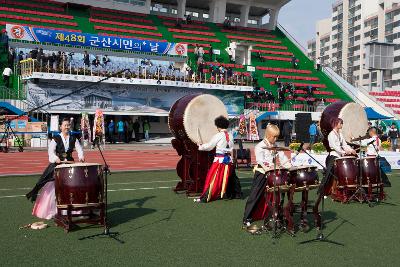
[{"left": 19, "top": 59, "right": 254, "bottom": 87}]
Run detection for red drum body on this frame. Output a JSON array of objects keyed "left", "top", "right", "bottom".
[
  {"left": 54, "top": 163, "right": 104, "bottom": 207},
  {"left": 358, "top": 157, "right": 379, "bottom": 185},
  {"left": 168, "top": 94, "right": 228, "bottom": 195},
  {"left": 289, "top": 166, "right": 319, "bottom": 191},
  {"left": 265, "top": 168, "right": 290, "bottom": 192},
  {"left": 320, "top": 101, "right": 368, "bottom": 151},
  {"left": 333, "top": 156, "right": 358, "bottom": 187}
]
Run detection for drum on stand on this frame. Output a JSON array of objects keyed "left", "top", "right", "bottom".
[
  {"left": 54, "top": 163, "right": 105, "bottom": 232},
  {"left": 169, "top": 94, "right": 228, "bottom": 195},
  {"left": 331, "top": 156, "right": 358, "bottom": 202},
  {"left": 358, "top": 156, "right": 384, "bottom": 200},
  {"left": 288, "top": 165, "right": 319, "bottom": 192}
]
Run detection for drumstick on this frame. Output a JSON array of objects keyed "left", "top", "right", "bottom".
[{"left": 197, "top": 128, "right": 203, "bottom": 144}]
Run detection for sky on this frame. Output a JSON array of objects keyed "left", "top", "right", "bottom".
[{"left": 278, "top": 0, "right": 337, "bottom": 48}]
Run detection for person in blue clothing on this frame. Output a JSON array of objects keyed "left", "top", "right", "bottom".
[
  {"left": 309, "top": 121, "right": 318, "bottom": 148},
  {"left": 108, "top": 120, "right": 115, "bottom": 144},
  {"left": 117, "top": 120, "right": 124, "bottom": 143}
]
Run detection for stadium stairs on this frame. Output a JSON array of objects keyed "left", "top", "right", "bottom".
[{"left": 0, "top": 1, "right": 355, "bottom": 112}]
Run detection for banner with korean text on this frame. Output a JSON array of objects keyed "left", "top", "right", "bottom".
[{"left": 6, "top": 23, "right": 187, "bottom": 56}]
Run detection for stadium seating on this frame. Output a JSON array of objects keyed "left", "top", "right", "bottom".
[
  {"left": 94, "top": 26, "right": 162, "bottom": 37},
  {"left": 226, "top": 35, "right": 281, "bottom": 44},
  {"left": 162, "top": 21, "right": 209, "bottom": 30},
  {"left": 0, "top": 2, "right": 355, "bottom": 111},
  {"left": 0, "top": 21, "right": 81, "bottom": 32}
]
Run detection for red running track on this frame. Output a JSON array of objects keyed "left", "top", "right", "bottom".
[{"left": 0, "top": 149, "right": 180, "bottom": 176}]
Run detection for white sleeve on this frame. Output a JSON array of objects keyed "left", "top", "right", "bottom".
[
  {"left": 255, "top": 141, "right": 266, "bottom": 166},
  {"left": 198, "top": 133, "right": 220, "bottom": 151},
  {"left": 360, "top": 137, "right": 374, "bottom": 146},
  {"left": 341, "top": 133, "right": 353, "bottom": 151},
  {"left": 48, "top": 140, "right": 59, "bottom": 163},
  {"left": 328, "top": 132, "right": 345, "bottom": 155},
  {"left": 75, "top": 139, "right": 84, "bottom": 160}
]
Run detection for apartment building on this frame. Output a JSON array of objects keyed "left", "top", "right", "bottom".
[{"left": 307, "top": 0, "right": 400, "bottom": 91}]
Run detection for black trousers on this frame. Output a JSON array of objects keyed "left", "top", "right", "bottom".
[
  {"left": 318, "top": 155, "right": 337, "bottom": 195},
  {"left": 243, "top": 171, "right": 267, "bottom": 222},
  {"left": 26, "top": 163, "right": 56, "bottom": 202},
  {"left": 225, "top": 169, "right": 242, "bottom": 198}
]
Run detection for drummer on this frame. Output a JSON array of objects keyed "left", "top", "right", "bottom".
[
  {"left": 351, "top": 127, "right": 391, "bottom": 187},
  {"left": 242, "top": 124, "right": 291, "bottom": 227},
  {"left": 26, "top": 118, "right": 85, "bottom": 219},
  {"left": 195, "top": 116, "right": 242, "bottom": 203},
  {"left": 318, "top": 118, "right": 356, "bottom": 195}
]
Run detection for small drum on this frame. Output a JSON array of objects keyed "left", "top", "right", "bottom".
[
  {"left": 289, "top": 165, "right": 319, "bottom": 191},
  {"left": 265, "top": 168, "right": 290, "bottom": 192},
  {"left": 320, "top": 101, "right": 368, "bottom": 151},
  {"left": 358, "top": 156, "right": 379, "bottom": 185},
  {"left": 333, "top": 156, "right": 358, "bottom": 188},
  {"left": 54, "top": 163, "right": 104, "bottom": 208},
  {"left": 168, "top": 94, "right": 228, "bottom": 144}
]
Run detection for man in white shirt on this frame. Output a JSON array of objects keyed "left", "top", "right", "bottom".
[
  {"left": 2, "top": 66, "right": 12, "bottom": 87},
  {"left": 26, "top": 118, "right": 84, "bottom": 202}
]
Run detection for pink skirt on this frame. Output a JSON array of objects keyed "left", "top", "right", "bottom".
[{"left": 32, "top": 181, "right": 57, "bottom": 220}]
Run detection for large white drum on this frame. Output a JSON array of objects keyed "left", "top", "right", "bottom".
[{"left": 169, "top": 94, "right": 228, "bottom": 144}]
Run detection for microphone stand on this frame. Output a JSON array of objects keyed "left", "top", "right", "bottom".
[
  {"left": 79, "top": 137, "right": 124, "bottom": 244},
  {"left": 297, "top": 148, "right": 344, "bottom": 246}
]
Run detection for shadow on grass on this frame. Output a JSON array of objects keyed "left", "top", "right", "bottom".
[{"left": 108, "top": 196, "right": 157, "bottom": 227}]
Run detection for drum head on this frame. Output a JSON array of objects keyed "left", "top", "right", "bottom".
[
  {"left": 338, "top": 103, "right": 368, "bottom": 143},
  {"left": 183, "top": 94, "right": 228, "bottom": 144},
  {"left": 55, "top": 163, "right": 102, "bottom": 169}
]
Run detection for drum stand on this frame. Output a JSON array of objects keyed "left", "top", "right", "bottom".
[
  {"left": 297, "top": 148, "right": 343, "bottom": 246},
  {"left": 79, "top": 139, "right": 124, "bottom": 244},
  {"left": 347, "top": 148, "right": 372, "bottom": 207}
]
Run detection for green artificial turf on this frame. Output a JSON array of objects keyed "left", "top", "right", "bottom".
[{"left": 0, "top": 170, "right": 399, "bottom": 266}]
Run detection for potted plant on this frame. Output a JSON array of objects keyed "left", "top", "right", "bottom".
[
  {"left": 289, "top": 142, "right": 301, "bottom": 152},
  {"left": 312, "top": 142, "right": 326, "bottom": 154},
  {"left": 381, "top": 140, "right": 391, "bottom": 151}
]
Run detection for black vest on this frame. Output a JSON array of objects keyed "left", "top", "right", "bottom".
[{"left": 53, "top": 135, "right": 76, "bottom": 161}]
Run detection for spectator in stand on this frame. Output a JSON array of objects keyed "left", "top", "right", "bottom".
[
  {"left": 186, "top": 14, "right": 192, "bottom": 24},
  {"left": 223, "top": 18, "right": 231, "bottom": 29},
  {"left": 30, "top": 47, "right": 38, "bottom": 60},
  {"left": 92, "top": 56, "right": 101, "bottom": 67},
  {"left": 194, "top": 44, "right": 199, "bottom": 59},
  {"left": 127, "top": 119, "right": 133, "bottom": 143},
  {"left": 102, "top": 55, "right": 110, "bottom": 66},
  {"left": 108, "top": 120, "right": 115, "bottom": 144},
  {"left": 37, "top": 48, "right": 44, "bottom": 67},
  {"left": 257, "top": 51, "right": 264, "bottom": 62},
  {"left": 143, "top": 120, "right": 150, "bottom": 141},
  {"left": 83, "top": 51, "right": 90, "bottom": 67},
  {"left": 18, "top": 51, "right": 24, "bottom": 63},
  {"left": 0, "top": 30, "right": 8, "bottom": 52},
  {"left": 388, "top": 123, "right": 399, "bottom": 151},
  {"left": 275, "top": 75, "right": 280, "bottom": 87},
  {"left": 2, "top": 66, "right": 12, "bottom": 88},
  {"left": 117, "top": 119, "right": 124, "bottom": 143},
  {"left": 198, "top": 46, "right": 204, "bottom": 59},
  {"left": 209, "top": 46, "right": 214, "bottom": 61},
  {"left": 8, "top": 47, "right": 16, "bottom": 68},
  {"left": 228, "top": 48, "right": 233, "bottom": 63},
  {"left": 309, "top": 121, "right": 318, "bottom": 148},
  {"left": 282, "top": 120, "right": 292, "bottom": 147},
  {"left": 278, "top": 86, "right": 285, "bottom": 103},
  {"left": 291, "top": 55, "right": 297, "bottom": 69},
  {"left": 316, "top": 57, "right": 321, "bottom": 71},
  {"left": 133, "top": 119, "right": 140, "bottom": 142}
]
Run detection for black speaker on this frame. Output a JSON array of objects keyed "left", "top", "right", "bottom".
[{"left": 295, "top": 113, "right": 312, "bottom": 142}]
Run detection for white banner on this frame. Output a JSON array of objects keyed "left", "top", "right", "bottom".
[{"left": 291, "top": 151, "right": 400, "bottom": 170}]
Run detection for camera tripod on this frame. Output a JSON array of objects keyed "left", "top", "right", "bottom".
[{"left": 0, "top": 120, "right": 24, "bottom": 153}]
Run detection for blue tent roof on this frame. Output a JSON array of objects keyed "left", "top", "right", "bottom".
[
  {"left": 256, "top": 111, "right": 279, "bottom": 122},
  {"left": 364, "top": 107, "right": 392, "bottom": 120},
  {"left": 0, "top": 102, "right": 39, "bottom": 122}
]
